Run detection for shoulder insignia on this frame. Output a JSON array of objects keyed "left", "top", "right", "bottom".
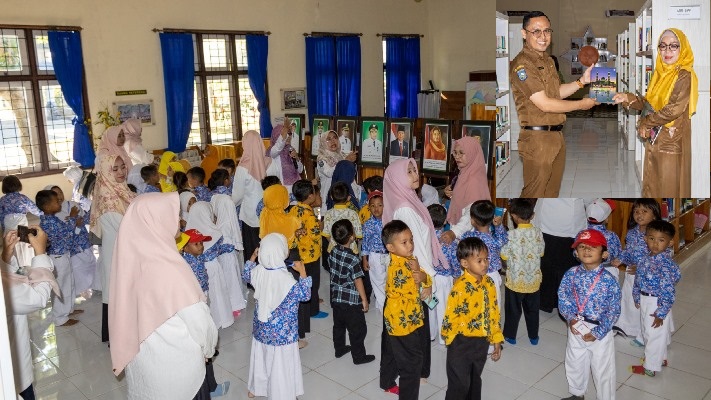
[
  {"left": 516, "top": 68, "right": 527, "bottom": 81},
  {"left": 513, "top": 64, "right": 525, "bottom": 72}
]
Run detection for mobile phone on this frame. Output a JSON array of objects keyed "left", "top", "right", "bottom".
[
  {"left": 494, "top": 207, "right": 506, "bottom": 217},
  {"left": 424, "top": 294, "right": 439, "bottom": 310},
  {"left": 17, "top": 225, "right": 37, "bottom": 243}
]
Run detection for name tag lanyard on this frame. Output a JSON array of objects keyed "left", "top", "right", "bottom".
[{"left": 573, "top": 266, "right": 604, "bottom": 320}]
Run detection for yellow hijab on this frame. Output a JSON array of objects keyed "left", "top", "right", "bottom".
[
  {"left": 259, "top": 184, "right": 299, "bottom": 242},
  {"left": 158, "top": 151, "right": 177, "bottom": 176},
  {"left": 646, "top": 28, "right": 698, "bottom": 127}
]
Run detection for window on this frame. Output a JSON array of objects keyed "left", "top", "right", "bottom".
[
  {"left": 188, "top": 33, "right": 262, "bottom": 147},
  {"left": 0, "top": 27, "right": 83, "bottom": 175}
]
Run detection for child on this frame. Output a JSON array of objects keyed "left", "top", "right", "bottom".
[
  {"left": 361, "top": 190, "right": 387, "bottom": 312},
  {"left": 36, "top": 189, "right": 81, "bottom": 326},
  {"left": 173, "top": 171, "right": 190, "bottom": 194},
  {"left": 208, "top": 169, "right": 231, "bottom": 198},
  {"left": 187, "top": 167, "right": 211, "bottom": 202},
  {"left": 211, "top": 194, "right": 247, "bottom": 316},
  {"left": 242, "top": 233, "right": 311, "bottom": 399},
  {"left": 359, "top": 175, "right": 383, "bottom": 224},
  {"left": 499, "top": 198, "right": 545, "bottom": 345},
  {"left": 217, "top": 158, "right": 236, "bottom": 191},
  {"left": 631, "top": 220, "right": 680, "bottom": 377},
  {"left": 0, "top": 175, "right": 42, "bottom": 267},
  {"left": 380, "top": 220, "right": 432, "bottom": 399},
  {"left": 558, "top": 229, "right": 621, "bottom": 400},
  {"left": 157, "top": 151, "right": 178, "bottom": 192},
  {"left": 442, "top": 237, "right": 503, "bottom": 399},
  {"left": 139, "top": 164, "right": 161, "bottom": 194},
  {"left": 427, "top": 204, "right": 460, "bottom": 345},
  {"left": 328, "top": 219, "right": 375, "bottom": 364},
  {"left": 322, "top": 182, "right": 362, "bottom": 256},
  {"left": 585, "top": 198, "right": 622, "bottom": 281}
]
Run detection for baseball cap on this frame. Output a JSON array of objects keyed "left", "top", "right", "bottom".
[
  {"left": 571, "top": 229, "right": 607, "bottom": 249},
  {"left": 184, "top": 229, "right": 212, "bottom": 243},
  {"left": 586, "top": 198, "right": 616, "bottom": 223}
]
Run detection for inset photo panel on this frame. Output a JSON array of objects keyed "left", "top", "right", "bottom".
[
  {"left": 387, "top": 118, "right": 414, "bottom": 163},
  {"left": 358, "top": 117, "right": 386, "bottom": 166},
  {"left": 458, "top": 120, "right": 495, "bottom": 179},
  {"left": 310, "top": 115, "right": 333, "bottom": 156},
  {"left": 421, "top": 120, "right": 451, "bottom": 174},
  {"left": 335, "top": 118, "right": 356, "bottom": 156}
]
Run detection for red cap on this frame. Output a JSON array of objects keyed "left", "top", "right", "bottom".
[
  {"left": 571, "top": 229, "right": 607, "bottom": 248},
  {"left": 184, "top": 229, "right": 212, "bottom": 243},
  {"left": 367, "top": 190, "right": 383, "bottom": 201}
]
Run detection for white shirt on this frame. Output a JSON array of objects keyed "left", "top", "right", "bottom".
[
  {"left": 267, "top": 135, "right": 304, "bottom": 182},
  {"left": 232, "top": 166, "right": 263, "bottom": 228},
  {"left": 362, "top": 138, "right": 382, "bottom": 159},
  {"left": 99, "top": 212, "right": 122, "bottom": 303},
  {"left": 533, "top": 199, "right": 587, "bottom": 238},
  {"left": 339, "top": 136, "right": 352, "bottom": 153}
]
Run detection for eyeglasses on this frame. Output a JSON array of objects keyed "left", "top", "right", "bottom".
[
  {"left": 525, "top": 28, "right": 553, "bottom": 38},
  {"left": 658, "top": 43, "right": 680, "bottom": 51}
]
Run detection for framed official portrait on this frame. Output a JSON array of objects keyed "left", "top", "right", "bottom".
[
  {"left": 358, "top": 117, "right": 386, "bottom": 166},
  {"left": 421, "top": 120, "right": 451, "bottom": 175},
  {"left": 386, "top": 118, "right": 414, "bottom": 164},
  {"left": 457, "top": 120, "right": 495, "bottom": 180},
  {"left": 284, "top": 114, "right": 305, "bottom": 154},
  {"left": 335, "top": 118, "right": 356, "bottom": 155},
  {"left": 310, "top": 115, "right": 332, "bottom": 156}
]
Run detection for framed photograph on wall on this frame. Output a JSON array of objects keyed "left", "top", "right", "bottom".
[
  {"left": 310, "top": 115, "right": 333, "bottom": 156},
  {"left": 386, "top": 118, "right": 414, "bottom": 163},
  {"left": 457, "top": 120, "right": 495, "bottom": 179},
  {"left": 335, "top": 118, "right": 356, "bottom": 156},
  {"left": 358, "top": 117, "right": 386, "bottom": 166},
  {"left": 421, "top": 120, "right": 451, "bottom": 174},
  {"left": 113, "top": 99, "right": 154, "bottom": 125},
  {"left": 280, "top": 87, "right": 307, "bottom": 110},
  {"left": 285, "top": 113, "right": 305, "bottom": 154}
]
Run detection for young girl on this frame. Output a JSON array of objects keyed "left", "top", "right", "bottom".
[
  {"left": 211, "top": 194, "right": 247, "bottom": 315},
  {"left": 157, "top": 151, "right": 178, "bottom": 192},
  {"left": 208, "top": 169, "right": 231, "bottom": 198},
  {"left": 180, "top": 192, "right": 197, "bottom": 230},
  {"left": 0, "top": 175, "right": 42, "bottom": 267},
  {"left": 173, "top": 171, "right": 190, "bottom": 194},
  {"left": 242, "top": 233, "right": 311, "bottom": 399}
]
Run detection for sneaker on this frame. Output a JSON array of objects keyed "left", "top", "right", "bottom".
[
  {"left": 384, "top": 385, "right": 399, "bottom": 395},
  {"left": 561, "top": 395, "right": 584, "bottom": 400},
  {"left": 353, "top": 354, "right": 376, "bottom": 365},
  {"left": 210, "top": 381, "right": 230, "bottom": 397},
  {"left": 630, "top": 339, "right": 645, "bottom": 347},
  {"left": 530, "top": 337, "right": 539, "bottom": 346},
  {"left": 631, "top": 365, "right": 655, "bottom": 376},
  {"left": 335, "top": 345, "right": 351, "bottom": 358},
  {"left": 312, "top": 311, "right": 329, "bottom": 319},
  {"left": 59, "top": 319, "right": 79, "bottom": 327},
  {"left": 504, "top": 337, "right": 517, "bottom": 345}
]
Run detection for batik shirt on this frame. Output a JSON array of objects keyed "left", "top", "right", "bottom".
[
  {"left": 460, "top": 224, "right": 508, "bottom": 273},
  {"left": 322, "top": 205, "right": 362, "bottom": 254},
  {"left": 384, "top": 254, "right": 432, "bottom": 336},
  {"left": 558, "top": 264, "right": 621, "bottom": 339},
  {"left": 193, "top": 185, "right": 212, "bottom": 202},
  {"left": 500, "top": 224, "right": 545, "bottom": 293},
  {"left": 183, "top": 237, "right": 235, "bottom": 292},
  {"left": 441, "top": 272, "right": 504, "bottom": 345},
  {"left": 435, "top": 228, "right": 461, "bottom": 278},
  {"left": 632, "top": 252, "right": 680, "bottom": 319},
  {"left": 288, "top": 202, "right": 321, "bottom": 263},
  {"left": 40, "top": 214, "right": 77, "bottom": 256},
  {"left": 0, "top": 192, "right": 43, "bottom": 230},
  {"left": 243, "top": 260, "right": 312, "bottom": 346},
  {"left": 209, "top": 185, "right": 230, "bottom": 201},
  {"left": 586, "top": 223, "right": 622, "bottom": 262},
  {"left": 71, "top": 209, "right": 93, "bottom": 255},
  {"left": 329, "top": 245, "right": 365, "bottom": 305},
  {"left": 361, "top": 216, "right": 387, "bottom": 255},
  {"left": 618, "top": 225, "right": 672, "bottom": 269},
  {"left": 141, "top": 184, "right": 160, "bottom": 194},
  {"left": 358, "top": 203, "right": 371, "bottom": 225}
]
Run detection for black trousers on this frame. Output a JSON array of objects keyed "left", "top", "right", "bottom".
[
  {"left": 539, "top": 233, "right": 576, "bottom": 311},
  {"left": 194, "top": 356, "right": 218, "bottom": 400},
  {"left": 306, "top": 260, "right": 321, "bottom": 316},
  {"left": 380, "top": 301, "right": 431, "bottom": 391},
  {"left": 241, "top": 224, "right": 261, "bottom": 265},
  {"left": 445, "top": 336, "right": 489, "bottom": 400},
  {"left": 102, "top": 303, "right": 109, "bottom": 342},
  {"left": 503, "top": 287, "right": 540, "bottom": 340},
  {"left": 362, "top": 270, "right": 373, "bottom": 303},
  {"left": 387, "top": 331, "right": 423, "bottom": 400},
  {"left": 19, "top": 384, "right": 35, "bottom": 400},
  {"left": 321, "top": 237, "right": 330, "bottom": 272},
  {"left": 332, "top": 302, "right": 367, "bottom": 360}
]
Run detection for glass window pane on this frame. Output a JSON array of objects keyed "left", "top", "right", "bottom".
[
  {"left": 0, "top": 81, "right": 43, "bottom": 173},
  {"left": 203, "top": 35, "right": 232, "bottom": 71},
  {"left": 40, "top": 80, "right": 75, "bottom": 169},
  {"left": 0, "top": 29, "right": 30, "bottom": 75},
  {"left": 235, "top": 37, "right": 248, "bottom": 70},
  {"left": 188, "top": 78, "right": 204, "bottom": 147},
  {"left": 206, "top": 76, "right": 236, "bottom": 144},
  {"left": 237, "top": 77, "right": 259, "bottom": 135},
  {"left": 34, "top": 31, "right": 53, "bottom": 74}
]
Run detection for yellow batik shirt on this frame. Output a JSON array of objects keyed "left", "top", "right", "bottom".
[
  {"left": 358, "top": 204, "right": 371, "bottom": 225},
  {"left": 288, "top": 202, "right": 321, "bottom": 263},
  {"left": 384, "top": 254, "right": 432, "bottom": 336},
  {"left": 441, "top": 272, "right": 504, "bottom": 346}
]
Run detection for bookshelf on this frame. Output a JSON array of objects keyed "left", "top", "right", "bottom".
[
  {"left": 616, "top": 22, "right": 638, "bottom": 151},
  {"left": 495, "top": 11, "right": 512, "bottom": 185}
]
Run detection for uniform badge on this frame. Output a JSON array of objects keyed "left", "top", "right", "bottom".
[{"left": 516, "top": 68, "right": 527, "bottom": 81}]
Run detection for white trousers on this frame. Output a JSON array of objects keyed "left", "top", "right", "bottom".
[
  {"left": 640, "top": 294, "right": 671, "bottom": 372},
  {"left": 368, "top": 253, "right": 389, "bottom": 312},
  {"left": 617, "top": 271, "right": 640, "bottom": 337},
  {"left": 49, "top": 253, "right": 75, "bottom": 325},
  {"left": 248, "top": 339, "right": 304, "bottom": 400},
  {"left": 604, "top": 265, "right": 619, "bottom": 283},
  {"left": 71, "top": 247, "right": 97, "bottom": 294},
  {"left": 429, "top": 273, "right": 453, "bottom": 343},
  {"left": 565, "top": 329, "right": 616, "bottom": 399}
]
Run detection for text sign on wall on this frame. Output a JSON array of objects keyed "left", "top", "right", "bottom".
[
  {"left": 115, "top": 90, "right": 148, "bottom": 96},
  {"left": 669, "top": 5, "right": 701, "bottom": 19}
]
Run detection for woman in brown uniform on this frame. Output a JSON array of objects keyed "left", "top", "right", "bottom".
[{"left": 614, "top": 28, "right": 699, "bottom": 197}]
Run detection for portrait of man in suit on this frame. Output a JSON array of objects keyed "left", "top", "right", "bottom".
[{"left": 389, "top": 124, "right": 410, "bottom": 157}]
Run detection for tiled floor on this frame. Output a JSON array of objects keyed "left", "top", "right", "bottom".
[
  {"left": 25, "top": 240, "right": 711, "bottom": 399},
  {"left": 496, "top": 118, "right": 642, "bottom": 198}
]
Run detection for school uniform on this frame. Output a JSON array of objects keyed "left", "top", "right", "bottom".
[
  {"left": 289, "top": 202, "right": 322, "bottom": 317},
  {"left": 361, "top": 216, "right": 388, "bottom": 312},
  {"left": 633, "top": 252, "right": 681, "bottom": 372},
  {"left": 202, "top": 237, "right": 237, "bottom": 329},
  {"left": 57, "top": 201, "right": 98, "bottom": 295},
  {"left": 0, "top": 192, "right": 42, "bottom": 268},
  {"left": 193, "top": 185, "right": 212, "bottom": 202},
  {"left": 40, "top": 214, "right": 78, "bottom": 325},
  {"left": 586, "top": 223, "right": 623, "bottom": 282},
  {"left": 430, "top": 229, "right": 461, "bottom": 345},
  {"left": 460, "top": 224, "right": 508, "bottom": 315},
  {"left": 558, "top": 264, "right": 621, "bottom": 399}
]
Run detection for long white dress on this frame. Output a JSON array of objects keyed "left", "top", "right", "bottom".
[
  {"left": 98, "top": 212, "right": 122, "bottom": 304},
  {"left": 206, "top": 256, "right": 234, "bottom": 329}
]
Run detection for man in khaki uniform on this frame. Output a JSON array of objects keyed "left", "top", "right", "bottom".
[{"left": 510, "top": 11, "right": 598, "bottom": 197}]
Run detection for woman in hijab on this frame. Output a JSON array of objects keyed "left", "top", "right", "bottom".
[
  {"left": 121, "top": 118, "right": 156, "bottom": 165},
  {"left": 233, "top": 130, "right": 271, "bottom": 261},
  {"left": 259, "top": 184, "right": 300, "bottom": 244},
  {"left": 109, "top": 192, "right": 217, "bottom": 400},
  {"left": 96, "top": 126, "right": 133, "bottom": 170},
  {"left": 201, "top": 144, "right": 220, "bottom": 182},
  {"left": 90, "top": 154, "right": 136, "bottom": 343},
  {"left": 326, "top": 160, "right": 361, "bottom": 210},
  {"left": 440, "top": 136, "right": 491, "bottom": 243},
  {"left": 614, "top": 28, "right": 698, "bottom": 197},
  {"left": 211, "top": 194, "right": 247, "bottom": 313},
  {"left": 179, "top": 191, "right": 196, "bottom": 230},
  {"left": 316, "top": 130, "right": 357, "bottom": 205},
  {"left": 266, "top": 121, "right": 303, "bottom": 191},
  {"left": 158, "top": 151, "right": 178, "bottom": 193}
]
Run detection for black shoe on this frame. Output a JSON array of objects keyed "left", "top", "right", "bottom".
[
  {"left": 612, "top": 325, "right": 628, "bottom": 337},
  {"left": 335, "top": 345, "right": 351, "bottom": 358},
  {"left": 540, "top": 307, "right": 554, "bottom": 313},
  {"left": 561, "top": 395, "right": 584, "bottom": 400},
  {"left": 353, "top": 354, "right": 376, "bottom": 365}
]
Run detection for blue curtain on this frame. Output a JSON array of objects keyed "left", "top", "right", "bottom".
[
  {"left": 305, "top": 37, "right": 336, "bottom": 128},
  {"left": 160, "top": 33, "right": 194, "bottom": 153},
  {"left": 246, "top": 35, "right": 273, "bottom": 138},
  {"left": 47, "top": 31, "right": 95, "bottom": 167},
  {"left": 336, "top": 36, "right": 361, "bottom": 117},
  {"left": 385, "top": 37, "right": 421, "bottom": 118}
]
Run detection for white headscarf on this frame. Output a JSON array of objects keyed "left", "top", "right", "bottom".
[
  {"left": 179, "top": 192, "right": 196, "bottom": 222},
  {"left": 210, "top": 194, "right": 243, "bottom": 250},
  {"left": 250, "top": 233, "right": 296, "bottom": 322},
  {"left": 185, "top": 201, "right": 222, "bottom": 249},
  {"left": 420, "top": 183, "right": 440, "bottom": 207}
]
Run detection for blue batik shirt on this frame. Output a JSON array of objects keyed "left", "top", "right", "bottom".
[
  {"left": 586, "top": 223, "right": 622, "bottom": 262},
  {"left": 193, "top": 185, "right": 212, "bottom": 202},
  {"left": 141, "top": 184, "right": 160, "bottom": 194},
  {"left": 40, "top": 214, "right": 77, "bottom": 256},
  {"left": 632, "top": 252, "right": 680, "bottom": 319},
  {"left": 435, "top": 228, "right": 461, "bottom": 278},
  {"left": 71, "top": 209, "right": 93, "bottom": 255},
  {"left": 182, "top": 252, "right": 210, "bottom": 292},
  {"left": 558, "top": 264, "right": 621, "bottom": 339},
  {"left": 0, "top": 192, "right": 43, "bottom": 230},
  {"left": 460, "top": 224, "right": 508, "bottom": 273},
  {"left": 361, "top": 216, "right": 387, "bottom": 255}
]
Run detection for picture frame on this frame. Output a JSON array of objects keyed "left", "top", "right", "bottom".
[
  {"left": 310, "top": 115, "right": 333, "bottom": 156},
  {"left": 358, "top": 117, "right": 386, "bottom": 166},
  {"left": 280, "top": 87, "right": 307, "bottom": 110},
  {"left": 285, "top": 114, "right": 305, "bottom": 154},
  {"left": 386, "top": 118, "right": 415, "bottom": 164},
  {"left": 335, "top": 118, "right": 357, "bottom": 156},
  {"left": 113, "top": 99, "right": 154, "bottom": 126},
  {"left": 421, "top": 120, "right": 452, "bottom": 175},
  {"left": 457, "top": 120, "right": 495, "bottom": 180}
]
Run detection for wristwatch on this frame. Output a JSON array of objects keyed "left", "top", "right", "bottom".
[{"left": 575, "top": 79, "right": 585, "bottom": 88}]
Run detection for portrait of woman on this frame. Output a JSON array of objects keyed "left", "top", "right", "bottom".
[{"left": 424, "top": 125, "right": 447, "bottom": 161}]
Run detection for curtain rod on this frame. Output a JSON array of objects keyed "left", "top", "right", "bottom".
[
  {"left": 0, "top": 24, "right": 82, "bottom": 31},
  {"left": 153, "top": 28, "right": 270, "bottom": 35},
  {"left": 303, "top": 31, "right": 362, "bottom": 37},
  {"left": 377, "top": 33, "right": 423, "bottom": 38}
]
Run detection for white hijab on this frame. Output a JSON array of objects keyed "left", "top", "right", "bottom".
[
  {"left": 420, "top": 183, "right": 440, "bottom": 207},
  {"left": 184, "top": 201, "right": 222, "bottom": 249},
  {"left": 250, "top": 233, "right": 296, "bottom": 322},
  {"left": 210, "top": 194, "right": 243, "bottom": 250},
  {"left": 179, "top": 192, "right": 196, "bottom": 222}
]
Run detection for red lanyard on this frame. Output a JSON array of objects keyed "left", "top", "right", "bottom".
[{"left": 572, "top": 266, "right": 604, "bottom": 317}]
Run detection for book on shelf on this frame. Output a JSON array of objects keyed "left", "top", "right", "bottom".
[
  {"left": 495, "top": 106, "right": 509, "bottom": 128},
  {"left": 589, "top": 67, "right": 617, "bottom": 104},
  {"left": 495, "top": 141, "right": 509, "bottom": 166},
  {"left": 661, "top": 198, "right": 676, "bottom": 220}
]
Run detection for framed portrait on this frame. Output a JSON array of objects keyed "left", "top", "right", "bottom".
[
  {"left": 358, "top": 117, "right": 386, "bottom": 166},
  {"left": 421, "top": 120, "right": 451, "bottom": 175},
  {"left": 280, "top": 87, "right": 307, "bottom": 110},
  {"left": 386, "top": 118, "right": 414, "bottom": 163},
  {"left": 335, "top": 118, "right": 356, "bottom": 156},
  {"left": 285, "top": 114, "right": 305, "bottom": 154},
  {"left": 310, "top": 115, "right": 333, "bottom": 156},
  {"left": 457, "top": 120, "right": 495, "bottom": 180},
  {"left": 113, "top": 99, "right": 154, "bottom": 126}
]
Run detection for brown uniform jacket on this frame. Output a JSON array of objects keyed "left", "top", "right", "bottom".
[{"left": 510, "top": 46, "right": 566, "bottom": 127}]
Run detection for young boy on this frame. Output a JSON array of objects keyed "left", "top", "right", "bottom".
[
  {"left": 322, "top": 182, "right": 362, "bottom": 255},
  {"left": 442, "top": 237, "right": 503, "bottom": 399},
  {"left": 558, "top": 229, "right": 621, "bottom": 400},
  {"left": 140, "top": 164, "right": 161, "bottom": 194},
  {"left": 500, "top": 198, "right": 545, "bottom": 345},
  {"left": 631, "top": 220, "right": 681, "bottom": 377},
  {"left": 36, "top": 190, "right": 81, "bottom": 326},
  {"left": 361, "top": 190, "right": 387, "bottom": 312},
  {"left": 380, "top": 220, "right": 432, "bottom": 399},
  {"left": 187, "top": 166, "right": 211, "bottom": 202},
  {"left": 584, "top": 198, "right": 622, "bottom": 281},
  {"left": 329, "top": 219, "right": 375, "bottom": 365},
  {"left": 359, "top": 175, "right": 384, "bottom": 224}
]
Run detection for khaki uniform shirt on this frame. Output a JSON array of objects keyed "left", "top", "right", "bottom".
[{"left": 510, "top": 46, "right": 566, "bottom": 126}]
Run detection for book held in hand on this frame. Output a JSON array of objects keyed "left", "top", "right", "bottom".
[
  {"left": 589, "top": 67, "right": 617, "bottom": 104},
  {"left": 636, "top": 91, "right": 663, "bottom": 145}
]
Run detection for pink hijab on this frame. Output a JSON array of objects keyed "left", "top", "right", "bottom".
[
  {"left": 383, "top": 158, "right": 449, "bottom": 269},
  {"left": 89, "top": 154, "right": 136, "bottom": 237},
  {"left": 109, "top": 192, "right": 206, "bottom": 376},
  {"left": 239, "top": 130, "right": 271, "bottom": 182},
  {"left": 121, "top": 118, "right": 143, "bottom": 154},
  {"left": 446, "top": 137, "right": 490, "bottom": 225},
  {"left": 97, "top": 126, "right": 133, "bottom": 169}
]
